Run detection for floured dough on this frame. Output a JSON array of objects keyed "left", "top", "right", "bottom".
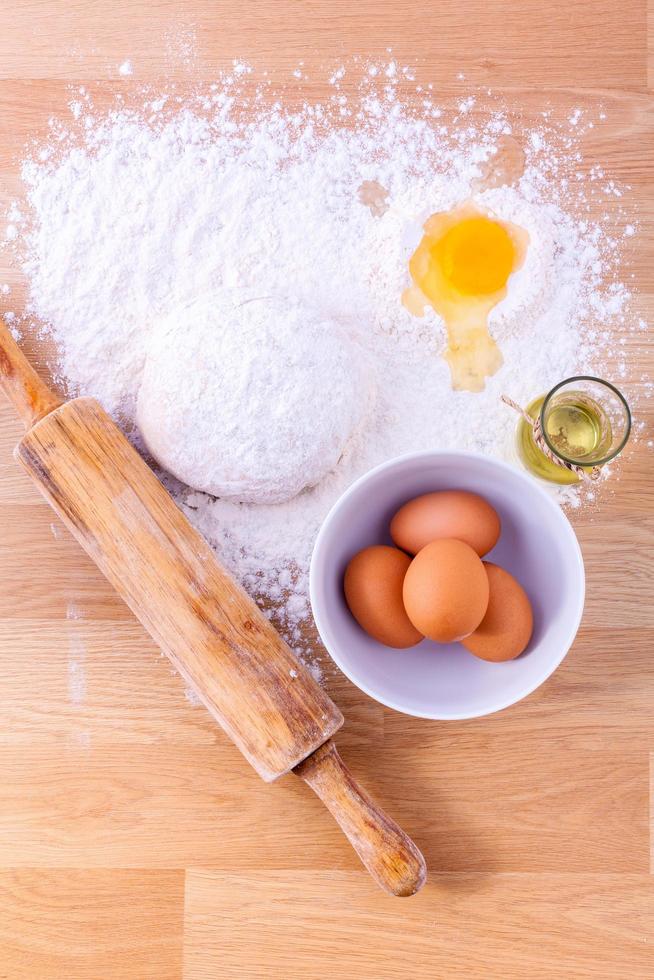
[{"left": 137, "top": 294, "right": 374, "bottom": 504}]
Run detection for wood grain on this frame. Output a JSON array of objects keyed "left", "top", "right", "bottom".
[
  {"left": 296, "top": 740, "right": 426, "bottom": 896},
  {"left": 183, "top": 871, "right": 654, "bottom": 980},
  {"left": 0, "top": 329, "right": 424, "bottom": 895},
  {"left": 13, "top": 393, "right": 344, "bottom": 782},
  {"left": 0, "top": 317, "right": 62, "bottom": 429},
  {"left": 0, "top": 870, "right": 184, "bottom": 980},
  {"left": 0, "top": 0, "right": 653, "bottom": 974}
]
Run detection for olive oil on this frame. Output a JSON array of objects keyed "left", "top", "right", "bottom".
[
  {"left": 516, "top": 392, "right": 613, "bottom": 485},
  {"left": 517, "top": 396, "right": 580, "bottom": 485},
  {"left": 545, "top": 395, "right": 612, "bottom": 461},
  {"left": 514, "top": 377, "right": 630, "bottom": 485}
]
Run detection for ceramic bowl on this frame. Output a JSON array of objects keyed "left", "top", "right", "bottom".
[{"left": 310, "top": 451, "right": 585, "bottom": 720}]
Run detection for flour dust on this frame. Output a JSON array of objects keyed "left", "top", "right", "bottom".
[{"left": 1, "top": 62, "right": 645, "bottom": 673}]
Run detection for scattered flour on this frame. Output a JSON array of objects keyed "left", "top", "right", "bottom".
[
  {"left": 2, "top": 63, "right": 642, "bottom": 666},
  {"left": 66, "top": 601, "right": 84, "bottom": 620},
  {"left": 67, "top": 626, "right": 87, "bottom": 705},
  {"left": 184, "top": 686, "right": 202, "bottom": 707}
]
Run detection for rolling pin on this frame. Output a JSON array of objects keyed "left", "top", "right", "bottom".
[{"left": 0, "top": 318, "right": 426, "bottom": 897}]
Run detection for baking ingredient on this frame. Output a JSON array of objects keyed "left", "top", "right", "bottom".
[
  {"left": 516, "top": 395, "right": 581, "bottom": 485},
  {"left": 390, "top": 489, "right": 501, "bottom": 556},
  {"left": 3, "top": 61, "right": 638, "bottom": 665},
  {"left": 517, "top": 376, "right": 630, "bottom": 484},
  {"left": 343, "top": 545, "right": 423, "bottom": 648},
  {"left": 137, "top": 295, "right": 373, "bottom": 504},
  {"left": 471, "top": 134, "right": 526, "bottom": 193},
  {"left": 403, "top": 201, "right": 529, "bottom": 391},
  {"left": 462, "top": 562, "right": 533, "bottom": 661},
  {"left": 544, "top": 395, "right": 611, "bottom": 462},
  {"left": 402, "top": 538, "right": 489, "bottom": 642},
  {"left": 344, "top": 491, "right": 530, "bottom": 662}
]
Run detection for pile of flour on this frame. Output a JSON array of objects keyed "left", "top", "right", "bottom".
[{"left": 2, "top": 64, "right": 639, "bottom": 665}]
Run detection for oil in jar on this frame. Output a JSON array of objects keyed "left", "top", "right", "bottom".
[
  {"left": 516, "top": 392, "right": 613, "bottom": 484},
  {"left": 544, "top": 394, "right": 612, "bottom": 462},
  {"left": 516, "top": 396, "right": 580, "bottom": 485}
]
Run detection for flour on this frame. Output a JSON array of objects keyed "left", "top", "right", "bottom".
[
  {"left": 137, "top": 295, "right": 374, "bottom": 503},
  {"left": 3, "top": 63, "right": 641, "bottom": 667}
]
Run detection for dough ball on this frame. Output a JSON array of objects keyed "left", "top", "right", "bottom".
[{"left": 137, "top": 295, "right": 374, "bottom": 504}]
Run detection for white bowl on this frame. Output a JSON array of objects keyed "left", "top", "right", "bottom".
[{"left": 310, "top": 451, "right": 585, "bottom": 720}]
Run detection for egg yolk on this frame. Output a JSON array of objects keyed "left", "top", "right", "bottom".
[
  {"left": 432, "top": 217, "right": 516, "bottom": 296},
  {"left": 403, "top": 202, "right": 529, "bottom": 392}
]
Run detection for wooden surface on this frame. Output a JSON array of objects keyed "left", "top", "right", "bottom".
[
  {"left": 0, "top": 1, "right": 652, "bottom": 976},
  {"left": 6, "top": 369, "right": 422, "bottom": 895}
]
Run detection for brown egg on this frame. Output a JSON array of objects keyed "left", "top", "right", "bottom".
[
  {"left": 343, "top": 545, "right": 423, "bottom": 649},
  {"left": 462, "top": 563, "right": 533, "bottom": 662},
  {"left": 390, "top": 489, "right": 501, "bottom": 557},
  {"left": 403, "top": 538, "right": 489, "bottom": 643}
]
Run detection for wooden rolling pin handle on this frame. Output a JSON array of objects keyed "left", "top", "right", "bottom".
[
  {"left": 0, "top": 318, "right": 62, "bottom": 430},
  {"left": 295, "top": 740, "right": 426, "bottom": 897}
]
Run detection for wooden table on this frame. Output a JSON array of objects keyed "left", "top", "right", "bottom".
[{"left": 0, "top": 2, "right": 652, "bottom": 977}]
